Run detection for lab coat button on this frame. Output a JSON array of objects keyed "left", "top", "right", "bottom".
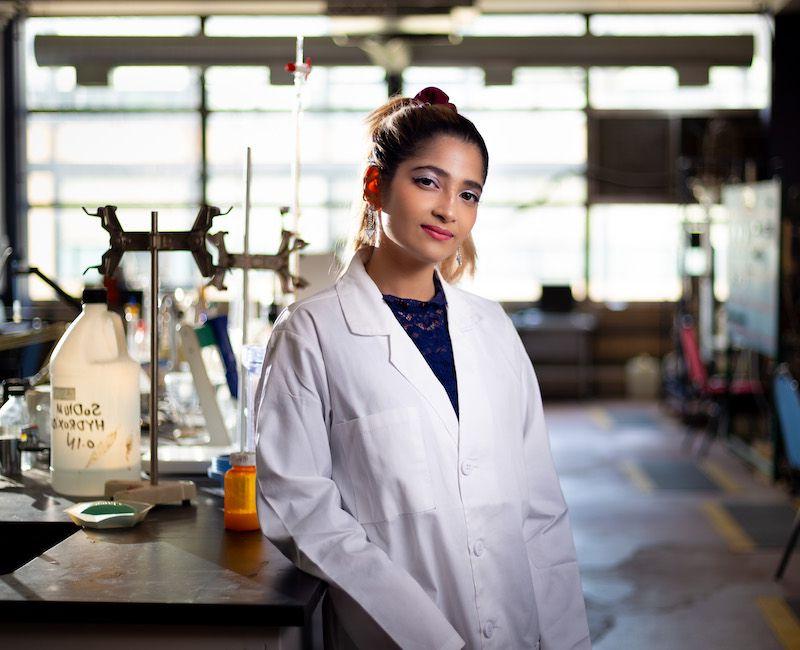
[
  {"left": 483, "top": 621, "right": 495, "bottom": 639},
  {"left": 473, "top": 540, "right": 485, "bottom": 556},
  {"left": 460, "top": 461, "right": 473, "bottom": 476}
]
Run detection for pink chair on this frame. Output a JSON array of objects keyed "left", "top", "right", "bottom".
[{"left": 678, "top": 314, "right": 763, "bottom": 456}]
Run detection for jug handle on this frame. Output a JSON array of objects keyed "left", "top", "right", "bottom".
[{"left": 108, "top": 312, "right": 128, "bottom": 359}]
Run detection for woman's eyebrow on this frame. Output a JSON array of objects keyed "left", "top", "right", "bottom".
[{"left": 410, "top": 165, "right": 483, "bottom": 192}]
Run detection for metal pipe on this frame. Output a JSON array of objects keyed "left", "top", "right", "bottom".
[
  {"left": 288, "top": 36, "right": 304, "bottom": 304},
  {"left": 12, "top": 264, "right": 82, "bottom": 312},
  {"left": 199, "top": 15, "right": 208, "bottom": 206},
  {"left": 242, "top": 146, "right": 252, "bottom": 345},
  {"left": 237, "top": 147, "right": 252, "bottom": 453},
  {"left": 150, "top": 210, "right": 159, "bottom": 486}
]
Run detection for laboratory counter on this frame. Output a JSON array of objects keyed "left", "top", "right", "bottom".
[{"left": 0, "top": 470, "right": 327, "bottom": 650}]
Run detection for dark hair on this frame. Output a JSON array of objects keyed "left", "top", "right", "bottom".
[{"left": 348, "top": 94, "right": 489, "bottom": 283}]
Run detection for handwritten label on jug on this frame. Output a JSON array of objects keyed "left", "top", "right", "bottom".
[{"left": 52, "top": 392, "right": 106, "bottom": 455}]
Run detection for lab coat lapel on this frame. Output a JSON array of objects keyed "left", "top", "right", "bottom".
[
  {"left": 437, "top": 267, "right": 484, "bottom": 444},
  {"left": 336, "top": 250, "right": 481, "bottom": 445},
  {"left": 387, "top": 322, "right": 459, "bottom": 443}
]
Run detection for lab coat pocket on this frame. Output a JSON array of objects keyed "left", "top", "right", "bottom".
[{"left": 333, "top": 405, "right": 435, "bottom": 525}]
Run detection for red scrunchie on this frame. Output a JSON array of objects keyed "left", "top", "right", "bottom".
[{"left": 413, "top": 86, "right": 458, "bottom": 113}]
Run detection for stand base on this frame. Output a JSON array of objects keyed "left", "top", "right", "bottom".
[{"left": 104, "top": 479, "right": 197, "bottom": 505}]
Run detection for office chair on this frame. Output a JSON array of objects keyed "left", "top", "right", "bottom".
[
  {"left": 677, "top": 314, "right": 763, "bottom": 457},
  {"left": 774, "top": 364, "right": 800, "bottom": 580}
]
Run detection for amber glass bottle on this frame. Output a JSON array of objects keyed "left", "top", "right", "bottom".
[{"left": 224, "top": 452, "right": 260, "bottom": 531}]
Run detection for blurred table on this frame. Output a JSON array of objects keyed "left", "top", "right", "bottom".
[{"left": 510, "top": 308, "right": 598, "bottom": 398}]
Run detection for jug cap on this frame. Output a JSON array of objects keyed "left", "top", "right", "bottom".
[{"left": 82, "top": 287, "right": 108, "bottom": 305}]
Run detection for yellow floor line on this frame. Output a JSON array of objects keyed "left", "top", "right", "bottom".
[
  {"left": 756, "top": 472, "right": 773, "bottom": 487},
  {"left": 699, "top": 460, "right": 742, "bottom": 494},
  {"left": 700, "top": 500, "right": 755, "bottom": 553},
  {"left": 621, "top": 460, "right": 654, "bottom": 493},
  {"left": 590, "top": 407, "right": 613, "bottom": 431},
  {"left": 757, "top": 596, "right": 800, "bottom": 649}
]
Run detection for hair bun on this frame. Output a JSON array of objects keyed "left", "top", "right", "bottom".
[{"left": 413, "top": 86, "right": 458, "bottom": 113}]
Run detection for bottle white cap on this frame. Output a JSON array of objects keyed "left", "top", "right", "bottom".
[{"left": 230, "top": 451, "right": 256, "bottom": 467}]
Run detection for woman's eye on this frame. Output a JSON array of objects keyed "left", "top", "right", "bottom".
[
  {"left": 414, "top": 177, "right": 436, "bottom": 188},
  {"left": 462, "top": 191, "right": 480, "bottom": 203}
]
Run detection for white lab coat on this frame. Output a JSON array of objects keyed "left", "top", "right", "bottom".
[{"left": 254, "top": 247, "right": 591, "bottom": 650}]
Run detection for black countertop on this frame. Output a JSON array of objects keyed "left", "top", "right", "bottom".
[{"left": 0, "top": 470, "right": 326, "bottom": 628}]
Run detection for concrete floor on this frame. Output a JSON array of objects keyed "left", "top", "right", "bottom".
[{"left": 548, "top": 399, "right": 800, "bottom": 650}]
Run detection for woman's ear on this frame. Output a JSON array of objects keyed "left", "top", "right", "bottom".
[{"left": 363, "top": 165, "right": 381, "bottom": 209}]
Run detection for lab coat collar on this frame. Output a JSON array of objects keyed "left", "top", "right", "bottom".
[
  {"left": 336, "top": 247, "right": 482, "bottom": 337},
  {"left": 336, "top": 247, "right": 482, "bottom": 441}
]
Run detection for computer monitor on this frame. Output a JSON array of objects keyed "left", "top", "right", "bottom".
[{"left": 538, "top": 285, "right": 575, "bottom": 313}]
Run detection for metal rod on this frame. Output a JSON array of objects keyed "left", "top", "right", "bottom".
[
  {"left": 242, "top": 146, "right": 252, "bottom": 344},
  {"left": 199, "top": 16, "right": 208, "bottom": 207},
  {"left": 288, "top": 35, "right": 304, "bottom": 305},
  {"left": 150, "top": 210, "right": 159, "bottom": 486},
  {"left": 237, "top": 146, "right": 253, "bottom": 452},
  {"left": 12, "top": 265, "right": 81, "bottom": 312},
  {"left": 2, "top": 19, "right": 24, "bottom": 311}
]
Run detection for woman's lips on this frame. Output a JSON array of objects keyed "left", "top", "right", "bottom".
[{"left": 421, "top": 225, "right": 454, "bottom": 241}]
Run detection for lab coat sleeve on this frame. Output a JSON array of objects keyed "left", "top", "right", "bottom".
[
  {"left": 507, "top": 316, "right": 592, "bottom": 650},
  {"left": 254, "top": 320, "right": 465, "bottom": 650}
]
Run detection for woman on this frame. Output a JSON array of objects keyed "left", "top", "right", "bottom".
[{"left": 255, "top": 87, "right": 591, "bottom": 649}]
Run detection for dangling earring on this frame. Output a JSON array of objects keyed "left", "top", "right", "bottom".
[
  {"left": 365, "top": 206, "right": 376, "bottom": 242},
  {"left": 456, "top": 246, "right": 462, "bottom": 267}
]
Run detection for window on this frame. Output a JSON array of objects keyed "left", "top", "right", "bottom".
[
  {"left": 588, "top": 14, "right": 771, "bottom": 110},
  {"left": 588, "top": 204, "right": 681, "bottom": 302},
  {"left": 25, "top": 16, "right": 202, "bottom": 299},
  {"left": 403, "top": 66, "right": 588, "bottom": 301},
  {"left": 585, "top": 13, "right": 768, "bottom": 304},
  {"left": 21, "top": 12, "right": 769, "bottom": 304}
]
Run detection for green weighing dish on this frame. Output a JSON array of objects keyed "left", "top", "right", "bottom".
[
  {"left": 65, "top": 500, "right": 154, "bottom": 529},
  {"left": 82, "top": 503, "right": 136, "bottom": 516}
]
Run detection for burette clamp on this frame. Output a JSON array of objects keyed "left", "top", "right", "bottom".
[{"left": 285, "top": 56, "right": 312, "bottom": 80}]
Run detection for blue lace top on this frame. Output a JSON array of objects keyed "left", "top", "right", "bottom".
[{"left": 381, "top": 272, "right": 459, "bottom": 420}]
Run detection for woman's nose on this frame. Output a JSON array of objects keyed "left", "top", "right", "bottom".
[{"left": 433, "top": 195, "right": 457, "bottom": 222}]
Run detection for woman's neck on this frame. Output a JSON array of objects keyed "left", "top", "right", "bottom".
[{"left": 364, "top": 244, "right": 437, "bottom": 301}]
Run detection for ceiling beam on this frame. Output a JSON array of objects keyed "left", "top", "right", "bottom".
[
  {"left": 478, "top": 0, "right": 781, "bottom": 12},
  {"left": 0, "top": 0, "right": 785, "bottom": 16},
  {"left": 14, "top": 2, "right": 325, "bottom": 17},
  {"left": 34, "top": 33, "right": 754, "bottom": 86}
]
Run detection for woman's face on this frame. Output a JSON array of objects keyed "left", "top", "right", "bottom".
[{"left": 375, "top": 134, "right": 484, "bottom": 267}]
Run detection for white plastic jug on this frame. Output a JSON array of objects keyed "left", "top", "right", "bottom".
[
  {"left": 49, "top": 288, "right": 141, "bottom": 496},
  {"left": 625, "top": 353, "right": 661, "bottom": 399}
]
